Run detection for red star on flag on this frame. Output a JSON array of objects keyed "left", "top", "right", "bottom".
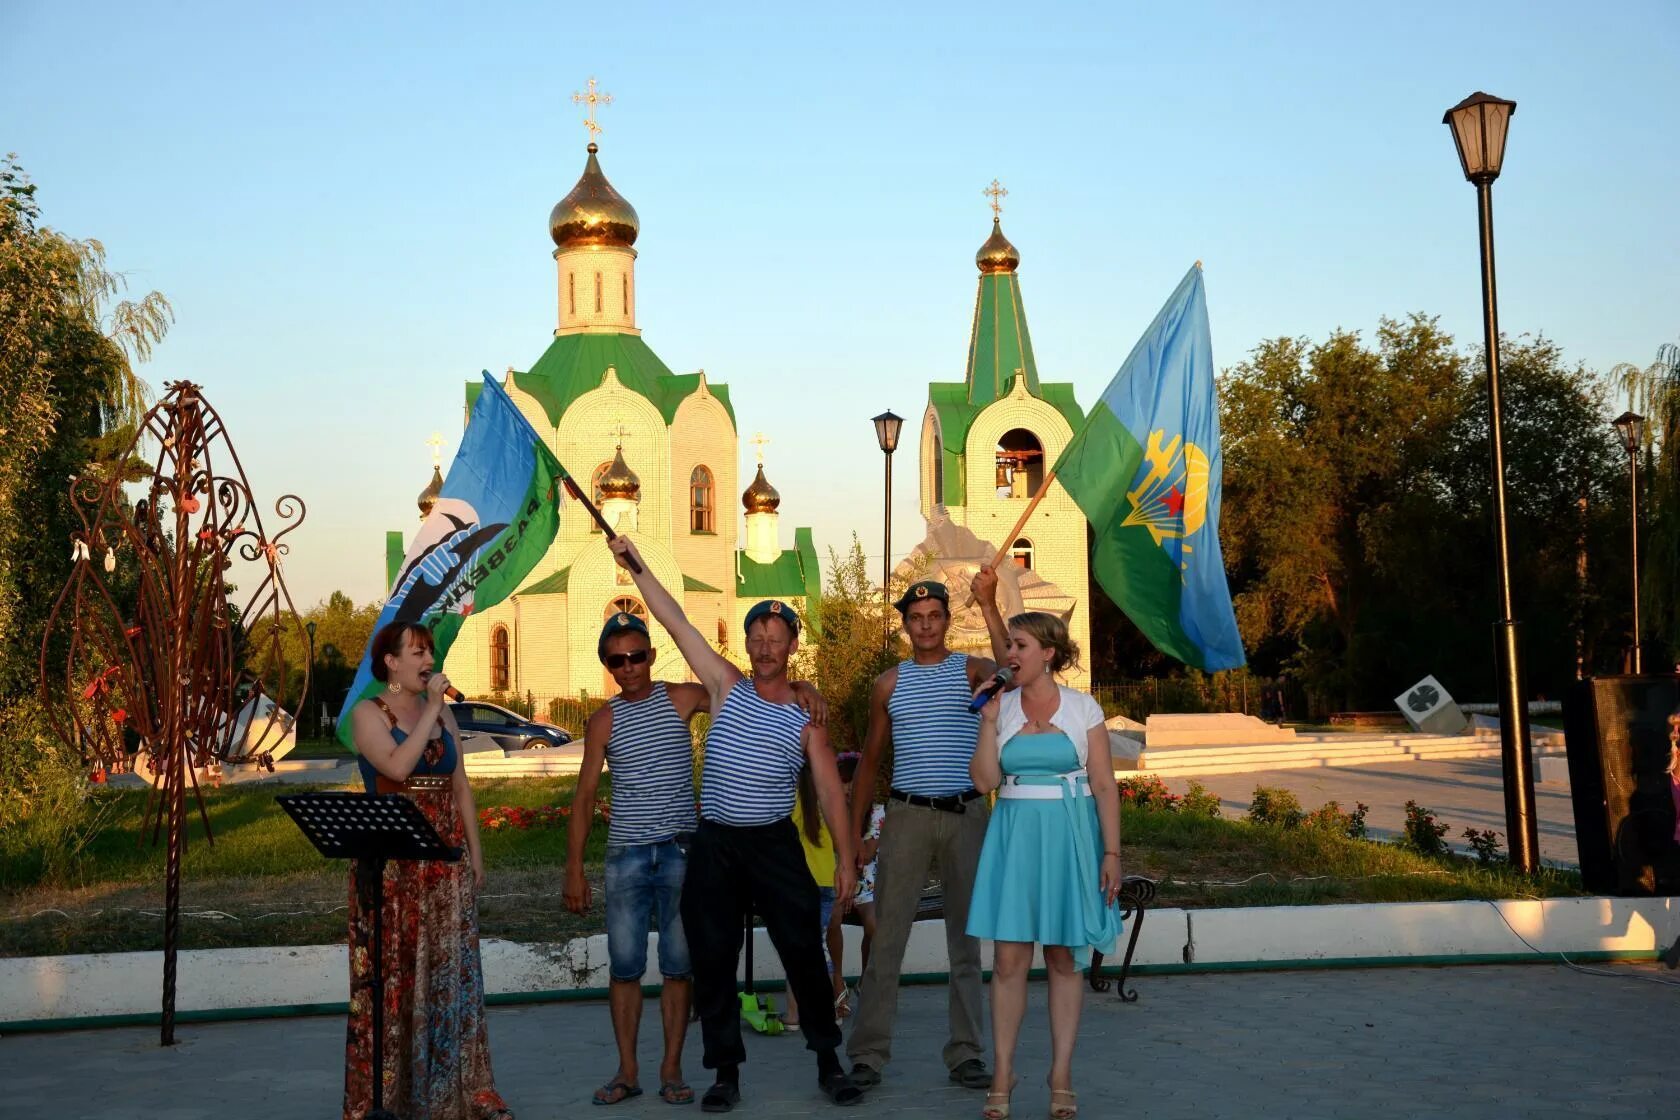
[{"left": 1163, "top": 486, "right": 1186, "bottom": 517}]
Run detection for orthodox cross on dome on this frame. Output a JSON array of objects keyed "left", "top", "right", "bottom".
[
  {"left": 572, "top": 77, "right": 613, "bottom": 143},
  {"left": 426, "top": 431, "right": 443, "bottom": 469},
  {"left": 607, "top": 419, "right": 630, "bottom": 448},
  {"left": 749, "top": 432, "right": 771, "bottom": 465},
  {"left": 983, "top": 179, "right": 1008, "bottom": 219}
]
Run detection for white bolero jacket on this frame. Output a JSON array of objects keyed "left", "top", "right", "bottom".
[{"left": 993, "top": 686, "right": 1108, "bottom": 768}]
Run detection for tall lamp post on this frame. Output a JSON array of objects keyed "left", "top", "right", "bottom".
[
  {"left": 1612, "top": 411, "right": 1646, "bottom": 672},
  {"left": 304, "top": 619, "right": 317, "bottom": 741},
  {"left": 872, "top": 411, "right": 904, "bottom": 646},
  {"left": 1444, "top": 90, "right": 1539, "bottom": 873}
]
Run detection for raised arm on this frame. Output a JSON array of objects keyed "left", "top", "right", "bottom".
[
  {"left": 610, "top": 535, "right": 741, "bottom": 696},
  {"left": 971, "top": 565, "right": 1009, "bottom": 669},
  {"left": 350, "top": 672, "right": 451, "bottom": 781},
  {"left": 564, "top": 704, "right": 612, "bottom": 913},
  {"left": 849, "top": 668, "right": 896, "bottom": 845}
]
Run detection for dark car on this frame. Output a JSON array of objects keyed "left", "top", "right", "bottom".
[{"left": 447, "top": 701, "right": 573, "bottom": 751}]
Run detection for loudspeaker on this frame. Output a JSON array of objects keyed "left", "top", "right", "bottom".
[{"left": 1563, "top": 676, "right": 1680, "bottom": 895}]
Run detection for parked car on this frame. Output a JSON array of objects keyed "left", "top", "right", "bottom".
[{"left": 447, "top": 701, "right": 573, "bottom": 751}]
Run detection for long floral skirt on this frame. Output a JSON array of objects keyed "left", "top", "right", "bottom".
[{"left": 343, "top": 788, "right": 510, "bottom": 1120}]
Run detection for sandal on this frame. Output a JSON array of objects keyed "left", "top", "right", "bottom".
[
  {"left": 981, "top": 1078, "right": 1016, "bottom": 1119},
  {"left": 834, "top": 985, "right": 852, "bottom": 1019},
  {"left": 659, "top": 1080, "right": 694, "bottom": 1105},
  {"left": 593, "top": 1079, "right": 643, "bottom": 1106},
  {"left": 700, "top": 1081, "right": 740, "bottom": 1113},
  {"left": 1048, "top": 1084, "right": 1078, "bottom": 1119}
]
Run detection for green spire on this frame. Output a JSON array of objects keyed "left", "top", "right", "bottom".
[{"left": 963, "top": 270, "right": 1041, "bottom": 407}]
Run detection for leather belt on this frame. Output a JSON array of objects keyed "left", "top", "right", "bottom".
[{"left": 889, "top": 787, "right": 984, "bottom": 814}]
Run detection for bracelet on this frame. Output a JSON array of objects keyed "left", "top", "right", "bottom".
[{"left": 1103, "top": 850, "right": 1121, "bottom": 857}]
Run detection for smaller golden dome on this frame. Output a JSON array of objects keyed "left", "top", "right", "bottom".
[
  {"left": 976, "top": 218, "right": 1020, "bottom": 274},
  {"left": 742, "top": 464, "right": 780, "bottom": 514},
  {"left": 599, "top": 446, "right": 640, "bottom": 501},
  {"left": 550, "top": 144, "right": 640, "bottom": 249},
  {"left": 418, "top": 466, "right": 443, "bottom": 521}
]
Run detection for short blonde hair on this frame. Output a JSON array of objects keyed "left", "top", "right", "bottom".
[{"left": 1007, "top": 611, "right": 1081, "bottom": 675}]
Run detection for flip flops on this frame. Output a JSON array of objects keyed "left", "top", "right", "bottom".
[
  {"left": 660, "top": 1080, "right": 695, "bottom": 1105},
  {"left": 592, "top": 1079, "right": 643, "bottom": 1106}
]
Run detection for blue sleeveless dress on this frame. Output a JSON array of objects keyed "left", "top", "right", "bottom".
[{"left": 966, "top": 732, "right": 1123, "bottom": 966}]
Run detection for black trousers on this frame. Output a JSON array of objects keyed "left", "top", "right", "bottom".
[{"left": 681, "top": 817, "right": 842, "bottom": 1068}]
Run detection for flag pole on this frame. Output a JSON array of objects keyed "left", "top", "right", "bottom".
[
  {"left": 560, "top": 476, "right": 644, "bottom": 573},
  {"left": 959, "top": 469, "right": 1059, "bottom": 607}
]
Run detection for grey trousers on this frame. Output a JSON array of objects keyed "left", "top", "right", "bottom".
[{"left": 846, "top": 797, "right": 989, "bottom": 1073}]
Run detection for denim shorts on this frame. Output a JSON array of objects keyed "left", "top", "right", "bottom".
[{"left": 604, "top": 836, "right": 692, "bottom": 982}]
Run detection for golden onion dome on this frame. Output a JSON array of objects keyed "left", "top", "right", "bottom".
[
  {"left": 549, "top": 143, "right": 640, "bottom": 249},
  {"left": 598, "top": 446, "right": 641, "bottom": 501},
  {"left": 418, "top": 465, "right": 443, "bottom": 521},
  {"left": 976, "top": 217, "right": 1020, "bottom": 274},
  {"left": 742, "top": 464, "right": 781, "bottom": 514}
]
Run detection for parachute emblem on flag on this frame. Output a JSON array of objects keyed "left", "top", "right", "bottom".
[{"left": 1121, "top": 429, "right": 1209, "bottom": 549}]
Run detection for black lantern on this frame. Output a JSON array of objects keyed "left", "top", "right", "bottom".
[
  {"left": 872, "top": 410, "right": 904, "bottom": 454},
  {"left": 1443, "top": 91, "right": 1516, "bottom": 184},
  {"left": 1612, "top": 410, "right": 1646, "bottom": 455}
]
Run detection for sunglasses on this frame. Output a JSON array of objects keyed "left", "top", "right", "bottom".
[{"left": 605, "top": 648, "right": 651, "bottom": 670}]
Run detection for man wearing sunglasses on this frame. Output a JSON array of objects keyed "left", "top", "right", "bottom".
[
  {"left": 607, "top": 533, "right": 863, "bottom": 1113},
  {"left": 564, "top": 604, "right": 829, "bottom": 1108}
]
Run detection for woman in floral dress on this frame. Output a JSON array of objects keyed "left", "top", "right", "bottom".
[{"left": 344, "top": 621, "right": 512, "bottom": 1120}]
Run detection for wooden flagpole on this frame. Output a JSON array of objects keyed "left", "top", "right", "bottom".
[{"left": 960, "top": 468, "right": 1060, "bottom": 607}]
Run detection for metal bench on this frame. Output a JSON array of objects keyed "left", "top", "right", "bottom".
[{"left": 1087, "top": 876, "right": 1157, "bottom": 1002}]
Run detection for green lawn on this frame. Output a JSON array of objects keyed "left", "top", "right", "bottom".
[
  {"left": 284, "top": 736, "right": 355, "bottom": 760},
  {"left": 0, "top": 778, "right": 1582, "bottom": 958}
]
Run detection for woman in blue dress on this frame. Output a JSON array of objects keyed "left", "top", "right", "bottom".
[{"left": 967, "top": 612, "right": 1123, "bottom": 1120}]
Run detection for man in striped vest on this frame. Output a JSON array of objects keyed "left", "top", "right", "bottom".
[
  {"left": 608, "top": 535, "right": 863, "bottom": 1112},
  {"left": 564, "top": 611, "right": 829, "bottom": 1107},
  {"left": 846, "top": 572, "right": 1007, "bottom": 1091}
]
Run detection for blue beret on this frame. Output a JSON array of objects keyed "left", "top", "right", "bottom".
[
  {"left": 743, "top": 599, "right": 800, "bottom": 637},
  {"left": 892, "top": 580, "right": 950, "bottom": 615},
  {"left": 598, "top": 612, "right": 651, "bottom": 662}
]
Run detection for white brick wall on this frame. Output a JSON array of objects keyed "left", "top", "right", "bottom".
[{"left": 555, "top": 244, "right": 639, "bottom": 335}]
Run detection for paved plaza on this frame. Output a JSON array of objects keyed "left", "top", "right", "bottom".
[
  {"left": 3, "top": 963, "right": 1674, "bottom": 1119},
  {"left": 1167, "top": 757, "right": 1582, "bottom": 867}
]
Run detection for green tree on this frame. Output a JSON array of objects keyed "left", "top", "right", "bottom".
[
  {"left": 808, "top": 535, "right": 903, "bottom": 751},
  {"left": 246, "top": 591, "right": 383, "bottom": 726}
]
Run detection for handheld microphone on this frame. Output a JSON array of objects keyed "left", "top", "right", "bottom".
[
  {"left": 420, "top": 670, "right": 465, "bottom": 702},
  {"left": 967, "top": 667, "right": 1014, "bottom": 713}
]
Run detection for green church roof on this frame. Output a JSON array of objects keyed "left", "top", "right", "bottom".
[
  {"left": 736, "top": 527, "right": 823, "bottom": 636},
  {"left": 464, "top": 332, "right": 736, "bottom": 431},
  {"left": 683, "top": 574, "right": 723, "bottom": 594},
  {"left": 521, "top": 567, "right": 571, "bottom": 596}
]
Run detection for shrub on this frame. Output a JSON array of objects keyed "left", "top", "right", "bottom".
[
  {"left": 1400, "top": 800, "right": 1450, "bottom": 857},
  {"left": 0, "top": 697, "right": 115, "bottom": 886},
  {"left": 1116, "top": 774, "right": 1181, "bottom": 811},
  {"left": 1248, "top": 785, "right": 1304, "bottom": 828},
  {"left": 1303, "top": 799, "right": 1370, "bottom": 840},
  {"left": 1463, "top": 827, "right": 1505, "bottom": 867},
  {"left": 1180, "top": 781, "right": 1223, "bottom": 818}
]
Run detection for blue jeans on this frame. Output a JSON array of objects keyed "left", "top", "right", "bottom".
[
  {"left": 818, "top": 886, "right": 837, "bottom": 974},
  {"left": 604, "top": 836, "right": 692, "bottom": 982}
]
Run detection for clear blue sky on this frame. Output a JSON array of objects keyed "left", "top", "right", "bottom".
[{"left": 6, "top": 0, "right": 1677, "bottom": 610}]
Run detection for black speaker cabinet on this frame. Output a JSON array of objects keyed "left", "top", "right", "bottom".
[{"left": 1563, "top": 676, "right": 1680, "bottom": 895}]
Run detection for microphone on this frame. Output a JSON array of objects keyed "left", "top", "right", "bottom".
[
  {"left": 420, "top": 670, "right": 465, "bottom": 702},
  {"left": 968, "top": 667, "right": 1014, "bottom": 713}
]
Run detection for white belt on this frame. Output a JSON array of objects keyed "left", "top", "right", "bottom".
[{"left": 997, "top": 771, "right": 1091, "bottom": 800}]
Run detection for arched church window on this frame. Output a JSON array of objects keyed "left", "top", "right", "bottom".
[
  {"left": 1009, "top": 537, "right": 1034, "bottom": 570},
  {"left": 997, "top": 429, "right": 1045, "bottom": 499},
  {"left": 607, "top": 597, "right": 646, "bottom": 620},
  {"left": 490, "top": 625, "right": 510, "bottom": 692},
  {"left": 622, "top": 275, "right": 630, "bottom": 317},
  {"left": 690, "top": 465, "right": 715, "bottom": 533},
  {"left": 933, "top": 438, "right": 944, "bottom": 504},
  {"left": 595, "top": 272, "right": 603, "bottom": 313},
  {"left": 567, "top": 273, "right": 575, "bottom": 317}
]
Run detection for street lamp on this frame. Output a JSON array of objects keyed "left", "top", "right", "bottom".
[
  {"left": 1612, "top": 410, "right": 1646, "bottom": 672},
  {"left": 872, "top": 410, "right": 904, "bottom": 646},
  {"left": 1444, "top": 90, "right": 1538, "bottom": 873},
  {"left": 304, "top": 619, "right": 317, "bottom": 741}
]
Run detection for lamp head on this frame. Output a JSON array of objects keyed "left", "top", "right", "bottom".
[
  {"left": 872, "top": 410, "right": 904, "bottom": 454},
  {"left": 1612, "top": 410, "right": 1646, "bottom": 455},
  {"left": 1444, "top": 91, "right": 1516, "bottom": 184}
]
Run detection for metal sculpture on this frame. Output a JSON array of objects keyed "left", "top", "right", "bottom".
[{"left": 40, "top": 380, "right": 306, "bottom": 1045}]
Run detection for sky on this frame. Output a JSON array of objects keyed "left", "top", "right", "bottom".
[{"left": 5, "top": 0, "right": 1678, "bottom": 610}]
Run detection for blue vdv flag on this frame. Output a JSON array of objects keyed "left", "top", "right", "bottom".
[
  {"left": 1052, "top": 264, "right": 1246, "bottom": 671},
  {"left": 336, "top": 374, "right": 565, "bottom": 747}
]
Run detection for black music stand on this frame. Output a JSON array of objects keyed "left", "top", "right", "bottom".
[{"left": 278, "top": 792, "right": 462, "bottom": 1120}]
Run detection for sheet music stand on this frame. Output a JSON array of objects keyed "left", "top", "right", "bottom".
[{"left": 278, "top": 792, "right": 462, "bottom": 1120}]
